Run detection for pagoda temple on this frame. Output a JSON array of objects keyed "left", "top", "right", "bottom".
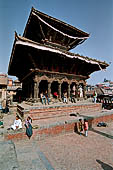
[{"left": 8, "top": 7, "right": 109, "bottom": 102}]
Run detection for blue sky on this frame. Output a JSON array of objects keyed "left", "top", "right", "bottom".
[{"left": 0, "top": 0, "right": 113, "bottom": 85}]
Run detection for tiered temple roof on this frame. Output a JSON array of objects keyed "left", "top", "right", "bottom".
[
  {"left": 23, "top": 7, "right": 89, "bottom": 51},
  {"left": 8, "top": 7, "right": 109, "bottom": 81}
]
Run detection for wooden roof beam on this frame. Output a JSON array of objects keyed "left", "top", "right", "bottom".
[
  {"left": 28, "top": 53, "right": 37, "bottom": 68},
  {"left": 38, "top": 21, "right": 46, "bottom": 40}
]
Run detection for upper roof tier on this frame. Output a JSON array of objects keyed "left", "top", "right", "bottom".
[{"left": 23, "top": 7, "right": 89, "bottom": 51}]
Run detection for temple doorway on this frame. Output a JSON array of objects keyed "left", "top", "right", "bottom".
[
  {"left": 51, "top": 81, "right": 58, "bottom": 94},
  {"left": 70, "top": 82, "right": 76, "bottom": 91},
  {"left": 61, "top": 82, "right": 68, "bottom": 95},
  {"left": 78, "top": 84, "right": 83, "bottom": 98},
  {"left": 39, "top": 80, "right": 48, "bottom": 96},
  {"left": 70, "top": 82, "right": 76, "bottom": 96}
]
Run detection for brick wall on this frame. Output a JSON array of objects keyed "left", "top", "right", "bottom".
[
  {"left": 4, "top": 112, "right": 113, "bottom": 141},
  {"left": 24, "top": 103, "right": 102, "bottom": 120}
]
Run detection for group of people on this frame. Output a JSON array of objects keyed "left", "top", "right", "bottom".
[
  {"left": 7, "top": 115, "right": 33, "bottom": 139},
  {"left": 40, "top": 87, "right": 84, "bottom": 105},
  {"left": 7, "top": 114, "right": 89, "bottom": 139},
  {"left": 62, "top": 90, "right": 76, "bottom": 104},
  {"left": 40, "top": 90, "right": 76, "bottom": 105},
  {"left": 40, "top": 91, "right": 50, "bottom": 105},
  {"left": 78, "top": 119, "right": 89, "bottom": 137}
]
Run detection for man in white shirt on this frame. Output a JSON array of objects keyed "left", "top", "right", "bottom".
[{"left": 8, "top": 115, "right": 22, "bottom": 130}]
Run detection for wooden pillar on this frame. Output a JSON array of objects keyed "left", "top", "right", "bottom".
[
  {"left": 34, "top": 81, "right": 39, "bottom": 99},
  {"left": 26, "top": 83, "right": 30, "bottom": 98},
  {"left": 76, "top": 84, "right": 79, "bottom": 99},
  {"left": 34, "top": 82, "right": 37, "bottom": 98},
  {"left": 27, "top": 83, "right": 30, "bottom": 98},
  {"left": 30, "top": 82, "right": 32, "bottom": 98},
  {"left": 22, "top": 82, "right": 27, "bottom": 99},
  {"left": 83, "top": 85, "right": 86, "bottom": 98},
  {"left": 68, "top": 83, "right": 70, "bottom": 99},
  {"left": 37, "top": 82, "right": 39, "bottom": 98},
  {"left": 48, "top": 82, "right": 51, "bottom": 98},
  {"left": 58, "top": 82, "right": 61, "bottom": 100}
]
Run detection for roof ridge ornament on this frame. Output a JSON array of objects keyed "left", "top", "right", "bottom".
[{"left": 15, "top": 31, "right": 18, "bottom": 40}]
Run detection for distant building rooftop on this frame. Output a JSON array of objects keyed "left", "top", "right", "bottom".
[{"left": 0, "top": 74, "right": 8, "bottom": 85}]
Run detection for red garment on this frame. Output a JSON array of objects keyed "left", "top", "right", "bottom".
[
  {"left": 54, "top": 92, "right": 58, "bottom": 96},
  {"left": 84, "top": 122, "right": 88, "bottom": 130}
]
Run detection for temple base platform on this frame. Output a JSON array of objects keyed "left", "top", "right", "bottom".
[
  {"left": 2, "top": 101, "right": 113, "bottom": 141},
  {"left": 17, "top": 101, "right": 102, "bottom": 120}
]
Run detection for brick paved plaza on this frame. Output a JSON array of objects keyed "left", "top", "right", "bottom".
[
  {"left": 1, "top": 122, "right": 112, "bottom": 170},
  {"left": 37, "top": 123, "right": 113, "bottom": 170}
]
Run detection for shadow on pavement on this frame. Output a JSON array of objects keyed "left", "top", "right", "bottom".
[
  {"left": 91, "top": 128, "right": 113, "bottom": 139},
  {"left": 96, "top": 159, "right": 113, "bottom": 170}
]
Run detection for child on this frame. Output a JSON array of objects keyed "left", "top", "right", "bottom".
[
  {"left": 78, "top": 119, "right": 83, "bottom": 135},
  {"left": 84, "top": 119, "right": 88, "bottom": 137}
]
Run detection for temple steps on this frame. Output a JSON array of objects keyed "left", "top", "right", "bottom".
[
  {"left": 17, "top": 102, "right": 102, "bottom": 121},
  {"left": 3, "top": 102, "right": 113, "bottom": 141}
]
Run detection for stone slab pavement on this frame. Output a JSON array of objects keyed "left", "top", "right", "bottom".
[
  {"left": 0, "top": 140, "right": 19, "bottom": 170},
  {"left": 14, "top": 140, "right": 54, "bottom": 170}
]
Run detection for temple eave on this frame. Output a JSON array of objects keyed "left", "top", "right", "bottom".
[{"left": 8, "top": 34, "right": 109, "bottom": 79}]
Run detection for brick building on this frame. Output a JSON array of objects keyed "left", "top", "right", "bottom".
[{"left": 0, "top": 74, "right": 8, "bottom": 108}]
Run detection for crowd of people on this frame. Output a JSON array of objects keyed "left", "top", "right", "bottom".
[
  {"left": 39, "top": 88, "right": 98, "bottom": 105},
  {"left": 40, "top": 89, "right": 77, "bottom": 105}
]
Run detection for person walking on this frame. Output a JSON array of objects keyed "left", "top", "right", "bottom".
[{"left": 84, "top": 119, "right": 88, "bottom": 137}]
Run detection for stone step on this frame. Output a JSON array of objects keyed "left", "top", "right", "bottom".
[
  {"left": 30, "top": 104, "right": 101, "bottom": 112},
  {"left": 28, "top": 103, "right": 102, "bottom": 120},
  {"left": 17, "top": 103, "right": 102, "bottom": 121},
  {"left": 29, "top": 113, "right": 68, "bottom": 121}
]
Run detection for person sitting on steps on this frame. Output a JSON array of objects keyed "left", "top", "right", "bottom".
[
  {"left": 63, "top": 91, "right": 68, "bottom": 104},
  {"left": 7, "top": 115, "right": 22, "bottom": 130},
  {"left": 45, "top": 90, "right": 50, "bottom": 105},
  {"left": 70, "top": 90, "right": 76, "bottom": 103},
  {"left": 40, "top": 92, "right": 46, "bottom": 105}
]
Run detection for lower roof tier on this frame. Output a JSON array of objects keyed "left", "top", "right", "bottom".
[{"left": 8, "top": 34, "right": 109, "bottom": 81}]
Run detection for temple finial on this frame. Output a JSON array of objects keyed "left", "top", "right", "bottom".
[{"left": 15, "top": 31, "right": 18, "bottom": 39}]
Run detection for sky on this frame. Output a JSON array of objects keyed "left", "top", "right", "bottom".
[{"left": 0, "top": 0, "right": 113, "bottom": 85}]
